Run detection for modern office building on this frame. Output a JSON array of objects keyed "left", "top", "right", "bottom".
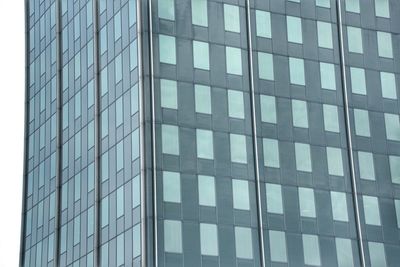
[{"left": 21, "top": 0, "right": 400, "bottom": 266}]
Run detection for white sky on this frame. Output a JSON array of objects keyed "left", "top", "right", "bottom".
[{"left": 0, "top": 1, "right": 25, "bottom": 266}]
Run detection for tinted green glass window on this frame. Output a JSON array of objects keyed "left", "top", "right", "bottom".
[
  {"left": 323, "top": 104, "right": 339, "bottom": 132},
  {"left": 345, "top": 0, "right": 360, "bottom": 13},
  {"left": 354, "top": 109, "right": 370, "bottom": 137},
  {"left": 380, "top": 72, "right": 397, "bottom": 99},
  {"left": 158, "top": 0, "right": 174, "bottom": 20},
  {"left": 162, "top": 124, "right": 179, "bottom": 155},
  {"left": 375, "top": 0, "right": 390, "bottom": 18},
  {"left": 192, "top": 0, "right": 208, "bottom": 27},
  {"left": 316, "top": 0, "right": 330, "bottom": 8},
  {"left": 266, "top": 183, "right": 283, "bottom": 214},
  {"left": 228, "top": 90, "right": 244, "bottom": 119},
  {"left": 200, "top": 223, "right": 218, "bottom": 256},
  {"left": 117, "top": 186, "right": 124, "bottom": 217},
  {"left": 159, "top": 35, "right": 176, "bottom": 65},
  {"left": 226, "top": 47, "right": 242, "bottom": 75},
  {"left": 317, "top": 21, "right": 333, "bottom": 49},
  {"left": 292, "top": 99, "right": 308, "bottom": 128},
  {"left": 377, "top": 31, "right": 393, "bottom": 58},
  {"left": 358, "top": 151, "right": 375, "bottom": 180},
  {"left": 331, "top": 191, "right": 349, "bottom": 222},
  {"left": 295, "top": 143, "right": 312, "bottom": 172},
  {"left": 260, "top": 95, "right": 276, "bottom": 124},
  {"left": 303, "top": 234, "right": 321, "bottom": 266},
  {"left": 287, "top": 16, "right": 302, "bottom": 44},
  {"left": 263, "top": 138, "right": 280, "bottom": 168},
  {"left": 198, "top": 175, "right": 216, "bottom": 207},
  {"left": 350, "top": 67, "right": 366, "bottom": 95},
  {"left": 395, "top": 199, "right": 400, "bottom": 228},
  {"left": 289, "top": 57, "right": 305, "bottom": 85},
  {"left": 258, "top": 52, "right": 274, "bottom": 80},
  {"left": 196, "top": 129, "right": 214, "bottom": 159},
  {"left": 327, "top": 147, "right": 344, "bottom": 176},
  {"left": 224, "top": 4, "right": 240, "bottom": 33},
  {"left": 230, "top": 134, "right": 247, "bottom": 163},
  {"left": 163, "top": 171, "right": 181, "bottom": 203},
  {"left": 160, "top": 79, "right": 177, "bottom": 109},
  {"left": 389, "top": 155, "right": 400, "bottom": 184},
  {"left": 347, "top": 26, "right": 363, "bottom": 53},
  {"left": 232, "top": 179, "right": 250, "bottom": 210},
  {"left": 193, "top": 40, "right": 209, "bottom": 70},
  {"left": 164, "top": 220, "right": 182, "bottom": 253},
  {"left": 235, "top": 227, "right": 253, "bottom": 259},
  {"left": 336, "top": 238, "right": 354, "bottom": 267},
  {"left": 363, "top": 195, "right": 381, "bottom": 225},
  {"left": 299, "top": 187, "right": 316, "bottom": 218},
  {"left": 256, "top": 10, "right": 271, "bottom": 38},
  {"left": 269, "top": 230, "right": 287, "bottom": 263},
  {"left": 368, "top": 242, "right": 387, "bottom": 267},
  {"left": 195, "top": 84, "right": 211, "bottom": 114}
]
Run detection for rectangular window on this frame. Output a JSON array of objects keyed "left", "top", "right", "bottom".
[
  {"left": 158, "top": 0, "right": 174, "bottom": 20},
  {"left": 132, "top": 128, "right": 139, "bottom": 161},
  {"left": 256, "top": 10, "right": 271, "bottom": 38},
  {"left": 380, "top": 72, "right": 397, "bottom": 99},
  {"left": 368, "top": 242, "right": 387, "bottom": 267},
  {"left": 395, "top": 199, "right": 400, "bottom": 228},
  {"left": 100, "top": 26, "right": 107, "bottom": 55},
  {"left": 116, "top": 141, "right": 124, "bottom": 171},
  {"left": 363, "top": 195, "right": 381, "bottom": 226},
  {"left": 130, "top": 40, "right": 138, "bottom": 71},
  {"left": 336, "top": 238, "right": 354, "bottom": 267},
  {"left": 102, "top": 152, "right": 109, "bottom": 181},
  {"left": 346, "top": 0, "right": 360, "bottom": 13},
  {"left": 384, "top": 113, "right": 400, "bottom": 141},
  {"left": 116, "top": 96, "right": 123, "bottom": 127},
  {"left": 73, "top": 215, "right": 80, "bottom": 245},
  {"left": 224, "top": 4, "right": 240, "bottom": 33},
  {"left": 358, "top": 151, "right": 375, "bottom": 181},
  {"left": 159, "top": 35, "right": 176, "bottom": 65},
  {"left": 350, "top": 67, "right": 366, "bottom": 95},
  {"left": 74, "top": 52, "right": 81, "bottom": 79},
  {"left": 115, "top": 54, "right": 122, "bottom": 84},
  {"left": 269, "top": 230, "right": 287, "bottom": 263},
  {"left": 295, "top": 143, "right": 312, "bottom": 172},
  {"left": 163, "top": 171, "right": 181, "bottom": 203},
  {"left": 266, "top": 183, "right": 283, "bottom": 214},
  {"left": 160, "top": 79, "right": 177, "bottom": 109},
  {"left": 198, "top": 175, "right": 216, "bottom": 207},
  {"left": 303, "top": 234, "right": 321, "bottom": 266},
  {"left": 74, "top": 173, "right": 81, "bottom": 201},
  {"left": 327, "top": 147, "right": 344, "bottom": 176},
  {"left": 101, "top": 196, "right": 109, "bottom": 227},
  {"left": 292, "top": 99, "right": 308, "bottom": 128},
  {"left": 228, "top": 90, "right": 244, "bottom": 119},
  {"left": 133, "top": 223, "right": 141, "bottom": 258},
  {"left": 289, "top": 57, "right": 305, "bottom": 86},
  {"left": 133, "top": 175, "right": 141, "bottom": 208},
  {"left": 193, "top": 40, "right": 209, "bottom": 70},
  {"left": 331, "top": 191, "right": 349, "bottom": 222},
  {"left": 200, "top": 223, "right": 218, "bottom": 256},
  {"left": 100, "top": 66, "right": 108, "bottom": 96},
  {"left": 162, "top": 124, "right": 179, "bottom": 155},
  {"left": 299, "top": 187, "right": 316, "bottom": 218},
  {"left": 323, "top": 104, "right": 339, "bottom": 132},
  {"left": 195, "top": 84, "right": 211, "bottom": 114},
  {"left": 287, "top": 16, "right": 302, "bottom": 44},
  {"left": 131, "top": 84, "right": 139, "bottom": 115},
  {"left": 196, "top": 129, "right": 214, "bottom": 159},
  {"left": 354, "top": 109, "right": 370, "bottom": 137},
  {"left": 258, "top": 52, "right": 274, "bottom": 80},
  {"left": 347, "top": 26, "right": 363, "bottom": 53},
  {"left": 226, "top": 47, "right": 242, "bottom": 75},
  {"left": 235, "top": 227, "right": 253, "bottom": 259},
  {"left": 114, "top": 11, "right": 121, "bottom": 41},
  {"left": 117, "top": 186, "right": 124, "bottom": 218},
  {"left": 263, "top": 138, "right": 280, "bottom": 168},
  {"left": 230, "top": 134, "right": 247, "bottom": 163},
  {"left": 232, "top": 179, "right": 250, "bottom": 210},
  {"left": 377, "top": 31, "right": 393, "bottom": 58},
  {"left": 260, "top": 95, "right": 276, "bottom": 124},
  {"left": 164, "top": 220, "right": 182, "bottom": 253},
  {"left": 316, "top": 0, "right": 330, "bottom": 8},
  {"left": 48, "top": 234, "right": 54, "bottom": 262},
  {"left": 390, "top": 156, "right": 400, "bottom": 184},
  {"left": 192, "top": 0, "right": 208, "bottom": 27},
  {"left": 88, "top": 206, "right": 94, "bottom": 236},
  {"left": 317, "top": 21, "right": 333, "bottom": 49},
  {"left": 320, "top": 62, "right": 336, "bottom": 90},
  {"left": 116, "top": 233, "right": 124, "bottom": 266},
  {"left": 101, "top": 243, "right": 108, "bottom": 267},
  {"left": 375, "top": 0, "right": 390, "bottom": 18}
]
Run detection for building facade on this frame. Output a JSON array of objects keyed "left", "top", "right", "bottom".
[{"left": 21, "top": 0, "right": 400, "bottom": 266}]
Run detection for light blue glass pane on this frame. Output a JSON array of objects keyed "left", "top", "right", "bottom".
[
  {"left": 317, "top": 21, "right": 333, "bottom": 49},
  {"left": 266, "top": 183, "right": 283, "bottom": 214},
  {"left": 88, "top": 162, "right": 94, "bottom": 192},
  {"left": 295, "top": 143, "right": 312, "bottom": 172},
  {"left": 193, "top": 41, "right": 209, "bottom": 70},
  {"left": 358, "top": 151, "right": 375, "bottom": 181},
  {"left": 101, "top": 196, "right": 109, "bottom": 227},
  {"left": 299, "top": 187, "right": 316, "bottom": 218},
  {"left": 99, "top": 0, "right": 106, "bottom": 14},
  {"left": 132, "top": 128, "right": 139, "bottom": 161},
  {"left": 287, "top": 16, "right": 302, "bottom": 44},
  {"left": 114, "top": 11, "right": 121, "bottom": 41},
  {"left": 101, "top": 152, "right": 109, "bottom": 181},
  {"left": 159, "top": 35, "right": 176, "bottom": 64},
  {"left": 117, "top": 186, "right": 124, "bottom": 217},
  {"left": 195, "top": 84, "right": 211, "bottom": 114},
  {"left": 129, "top": 0, "right": 137, "bottom": 27},
  {"left": 117, "top": 141, "right": 124, "bottom": 171},
  {"left": 336, "top": 238, "right": 354, "bottom": 267},
  {"left": 163, "top": 171, "right": 181, "bottom": 203},
  {"left": 36, "top": 242, "right": 42, "bottom": 266},
  {"left": 130, "top": 40, "right": 138, "bottom": 71},
  {"left": 230, "top": 134, "right": 247, "bottom": 163},
  {"left": 368, "top": 242, "right": 387, "bottom": 267},
  {"left": 100, "top": 26, "right": 107, "bottom": 55},
  {"left": 303, "top": 234, "right": 321, "bottom": 266},
  {"left": 131, "top": 84, "right": 139, "bottom": 114},
  {"left": 289, "top": 57, "right": 305, "bottom": 85},
  {"left": 61, "top": 182, "right": 68, "bottom": 210},
  {"left": 232, "top": 179, "right": 250, "bottom": 210},
  {"left": 260, "top": 95, "right": 276, "bottom": 124},
  {"left": 158, "top": 0, "right": 175, "bottom": 20},
  {"left": 132, "top": 175, "right": 141, "bottom": 208},
  {"left": 256, "top": 10, "right": 271, "bottom": 38},
  {"left": 86, "top": 1, "right": 93, "bottom": 26},
  {"left": 87, "top": 206, "right": 94, "bottom": 236},
  {"left": 198, "top": 175, "right": 216, "bottom": 206},
  {"left": 133, "top": 223, "right": 141, "bottom": 257},
  {"left": 395, "top": 200, "right": 400, "bottom": 228},
  {"left": 75, "top": 91, "right": 81, "bottom": 118},
  {"left": 347, "top": 26, "right": 363, "bottom": 53},
  {"left": 228, "top": 90, "right": 244, "bottom": 119},
  {"left": 117, "top": 233, "right": 124, "bottom": 266},
  {"left": 60, "top": 226, "right": 67, "bottom": 253},
  {"left": 292, "top": 99, "right": 308, "bottom": 128},
  {"left": 235, "top": 227, "right": 253, "bottom": 259},
  {"left": 331, "top": 191, "right": 349, "bottom": 221},
  {"left": 88, "top": 80, "right": 94, "bottom": 107},
  {"left": 224, "top": 4, "right": 240, "bottom": 32},
  {"left": 161, "top": 79, "right": 177, "bottom": 109},
  {"left": 389, "top": 156, "right": 400, "bottom": 184},
  {"left": 162, "top": 125, "right": 179, "bottom": 155},
  {"left": 354, "top": 109, "right": 370, "bottom": 137},
  {"left": 350, "top": 67, "right": 366, "bottom": 95},
  {"left": 200, "top": 224, "right": 218, "bottom": 256},
  {"left": 363, "top": 195, "right": 381, "bottom": 225},
  {"left": 226, "top": 47, "right": 242, "bottom": 75},
  {"left": 74, "top": 15, "right": 80, "bottom": 40},
  {"left": 196, "top": 129, "right": 214, "bottom": 159},
  {"left": 100, "top": 243, "right": 108, "bottom": 267},
  {"left": 115, "top": 54, "right": 122, "bottom": 83},
  {"left": 116, "top": 96, "right": 123, "bottom": 127},
  {"left": 345, "top": 0, "right": 360, "bottom": 13},
  {"left": 49, "top": 192, "right": 55, "bottom": 218},
  {"left": 73, "top": 215, "right": 80, "bottom": 245},
  {"left": 192, "top": 0, "right": 208, "bottom": 27},
  {"left": 263, "top": 138, "right": 280, "bottom": 168},
  {"left": 269, "top": 230, "right": 287, "bottom": 263},
  {"left": 101, "top": 66, "right": 108, "bottom": 96},
  {"left": 74, "top": 173, "right": 81, "bottom": 201},
  {"left": 377, "top": 31, "right": 393, "bottom": 58},
  {"left": 380, "top": 72, "right": 397, "bottom": 99},
  {"left": 62, "top": 64, "right": 68, "bottom": 91},
  {"left": 164, "top": 220, "right": 182, "bottom": 253},
  {"left": 323, "top": 104, "right": 339, "bottom": 132},
  {"left": 375, "top": 0, "right": 390, "bottom": 18},
  {"left": 101, "top": 109, "right": 108, "bottom": 138},
  {"left": 316, "top": 0, "right": 330, "bottom": 8},
  {"left": 258, "top": 52, "right": 274, "bottom": 80},
  {"left": 48, "top": 234, "right": 54, "bottom": 261},
  {"left": 327, "top": 147, "right": 344, "bottom": 176}
]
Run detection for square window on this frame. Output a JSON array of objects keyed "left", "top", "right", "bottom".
[
  {"left": 235, "top": 227, "right": 253, "bottom": 259},
  {"left": 323, "top": 104, "right": 339, "bottom": 132},
  {"left": 303, "top": 234, "right": 321, "bottom": 266},
  {"left": 346, "top": 0, "right": 360, "bottom": 13},
  {"left": 269, "top": 230, "right": 287, "bottom": 263},
  {"left": 327, "top": 147, "right": 344, "bottom": 176},
  {"left": 198, "top": 175, "right": 216, "bottom": 207},
  {"left": 336, "top": 238, "right": 354, "bottom": 267},
  {"left": 368, "top": 242, "right": 387, "bottom": 267},
  {"left": 380, "top": 72, "right": 397, "bottom": 99},
  {"left": 354, "top": 109, "right": 370, "bottom": 137},
  {"left": 316, "top": 0, "right": 330, "bottom": 8},
  {"left": 200, "top": 224, "right": 218, "bottom": 256},
  {"left": 192, "top": 0, "right": 208, "bottom": 27},
  {"left": 158, "top": 0, "right": 175, "bottom": 20},
  {"left": 389, "top": 155, "right": 400, "bottom": 184},
  {"left": 195, "top": 84, "right": 211, "bottom": 114},
  {"left": 162, "top": 124, "right": 179, "bottom": 155},
  {"left": 375, "top": 0, "right": 390, "bottom": 18},
  {"left": 320, "top": 62, "right": 336, "bottom": 90}
]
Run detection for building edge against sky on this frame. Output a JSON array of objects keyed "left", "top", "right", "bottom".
[{"left": 21, "top": 0, "right": 400, "bottom": 267}]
